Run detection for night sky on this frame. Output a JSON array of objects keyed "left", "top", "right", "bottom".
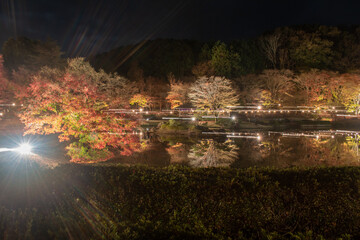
[{"left": 1, "top": 0, "right": 360, "bottom": 56}]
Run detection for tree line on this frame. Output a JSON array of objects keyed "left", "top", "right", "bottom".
[{"left": 2, "top": 25, "right": 360, "bottom": 161}]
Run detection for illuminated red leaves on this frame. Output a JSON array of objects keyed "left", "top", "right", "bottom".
[{"left": 18, "top": 60, "right": 140, "bottom": 162}]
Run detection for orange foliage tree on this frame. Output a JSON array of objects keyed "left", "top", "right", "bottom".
[
  {"left": 129, "top": 94, "right": 149, "bottom": 108},
  {"left": 166, "top": 75, "right": 191, "bottom": 109},
  {"left": 295, "top": 69, "right": 336, "bottom": 106},
  {"left": 18, "top": 58, "right": 140, "bottom": 163},
  {"left": 335, "top": 73, "right": 360, "bottom": 114}
]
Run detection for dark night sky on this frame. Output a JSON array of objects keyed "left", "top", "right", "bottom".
[{"left": 1, "top": 0, "right": 360, "bottom": 56}]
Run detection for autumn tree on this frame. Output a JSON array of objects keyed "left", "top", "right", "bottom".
[
  {"left": 336, "top": 73, "right": 360, "bottom": 114},
  {"left": 166, "top": 74, "right": 191, "bottom": 109},
  {"left": 294, "top": 69, "right": 336, "bottom": 106},
  {"left": 18, "top": 58, "right": 139, "bottom": 163},
  {"left": 129, "top": 94, "right": 149, "bottom": 108},
  {"left": 257, "top": 69, "right": 294, "bottom": 106},
  {"left": 235, "top": 74, "right": 263, "bottom": 105},
  {"left": 188, "top": 76, "right": 238, "bottom": 111}
]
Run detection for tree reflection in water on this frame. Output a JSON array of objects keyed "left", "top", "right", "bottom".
[
  {"left": 65, "top": 132, "right": 360, "bottom": 168},
  {"left": 239, "top": 134, "right": 360, "bottom": 168},
  {"left": 188, "top": 139, "right": 238, "bottom": 167}
]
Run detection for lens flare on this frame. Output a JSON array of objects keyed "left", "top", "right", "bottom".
[{"left": 15, "top": 143, "right": 32, "bottom": 155}]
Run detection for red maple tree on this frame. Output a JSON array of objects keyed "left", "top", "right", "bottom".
[{"left": 18, "top": 60, "right": 140, "bottom": 163}]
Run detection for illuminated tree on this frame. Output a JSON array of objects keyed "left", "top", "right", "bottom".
[
  {"left": 336, "top": 73, "right": 360, "bottom": 114},
  {"left": 166, "top": 74, "right": 191, "bottom": 109},
  {"left": 235, "top": 74, "right": 263, "bottom": 104},
  {"left": 129, "top": 94, "right": 149, "bottom": 108},
  {"left": 188, "top": 76, "right": 238, "bottom": 111},
  {"left": 257, "top": 69, "right": 294, "bottom": 106},
  {"left": 294, "top": 69, "right": 335, "bottom": 106},
  {"left": 18, "top": 58, "right": 140, "bottom": 163},
  {"left": 142, "top": 76, "right": 168, "bottom": 110}
]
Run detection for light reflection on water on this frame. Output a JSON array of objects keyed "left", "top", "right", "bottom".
[
  {"left": 108, "top": 132, "right": 360, "bottom": 168},
  {"left": 1, "top": 131, "right": 360, "bottom": 168}
]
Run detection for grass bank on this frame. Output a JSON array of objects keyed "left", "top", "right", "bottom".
[{"left": 0, "top": 160, "right": 358, "bottom": 239}]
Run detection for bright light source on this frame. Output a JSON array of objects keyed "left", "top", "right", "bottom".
[
  {"left": 191, "top": 117, "right": 196, "bottom": 121},
  {"left": 257, "top": 136, "right": 261, "bottom": 140},
  {"left": 15, "top": 143, "right": 32, "bottom": 155},
  {"left": 12, "top": 103, "right": 15, "bottom": 106},
  {"left": 257, "top": 106, "right": 262, "bottom": 110},
  {"left": 139, "top": 108, "right": 143, "bottom": 112},
  {"left": 231, "top": 116, "right": 236, "bottom": 120},
  {"left": 0, "top": 113, "right": 3, "bottom": 116}
]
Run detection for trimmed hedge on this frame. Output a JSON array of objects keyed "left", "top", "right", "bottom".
[{"left": 0, "top": 159, "right": 359, "bottom": 239}]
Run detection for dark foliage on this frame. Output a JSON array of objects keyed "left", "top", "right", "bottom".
[
  {"left": 0, "top": 159, "right": 359, "bottom": 239},
  {"left": 90, "top": 25, "right": 360, "bottom": 81},
  {"left": 2, "top": 37, "right": 65, "bottom": 72}
]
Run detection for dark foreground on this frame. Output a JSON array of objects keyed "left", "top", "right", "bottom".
[{"left": 0, "top": 157, "right": 359, "bottom": 239}]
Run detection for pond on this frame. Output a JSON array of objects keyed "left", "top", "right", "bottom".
[
  {"left": 107, "top": 130, "right": 360, "bottom": 168},
  {"left": 1, "top": 130, "right": 360, "bottom": 168}
]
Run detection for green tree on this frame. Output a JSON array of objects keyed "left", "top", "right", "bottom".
[
  {"left": 290, "top": 31, "right": 334, "bottom": 69},
  {"left": 211, "top": 41, "right": 242, "bottom": 78},
  {"left": 231, "top": 40, "right": 265, "bottom": 75},
  {"left": 333, "top": 28, "right": 360, "bottom": 72}
]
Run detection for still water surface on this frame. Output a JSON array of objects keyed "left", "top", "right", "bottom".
[
  {"left": 108, "top": 130, "right": 360, "bottom": 168},
  {"left": 1, "top": 130, "right": 360, "bottom": 168}
]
